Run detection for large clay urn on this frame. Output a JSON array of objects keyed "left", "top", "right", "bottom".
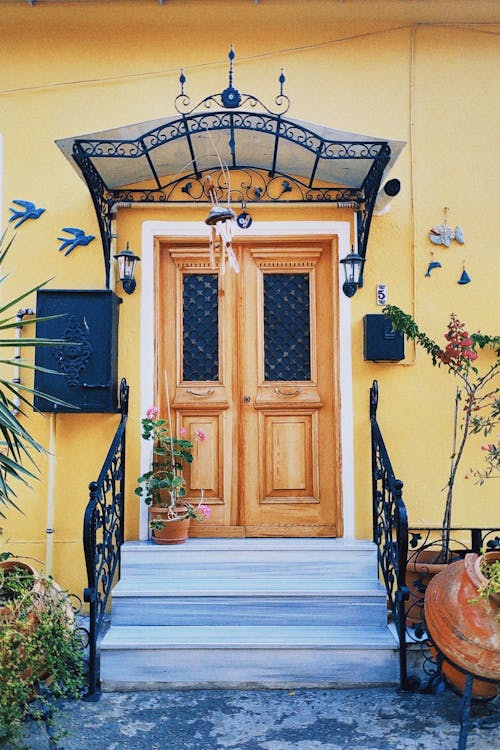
[{"left": 424, "top": 552, "right": 500, "bottom": 698}]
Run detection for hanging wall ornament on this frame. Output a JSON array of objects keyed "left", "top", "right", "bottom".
[
  {"left": 428, "top": 207, "right": 465, "bottom": 248},
  {"left": 58, "top": 227, "right": 95, "bottom": 255},
  {"left": 425, "top": 252, "right": 442, "bottom": 277},
  {"left": 429, "top": 206, "right": 455, "bottom": 246},
  {"left": 237, "top": 203, "right": 253, "bottom": 229},
  {"left": 8, "top": 199, "right": 45, "bottom": 228},
  {"left": 458, "top": 263, "right": 471, "bottom": 285}
]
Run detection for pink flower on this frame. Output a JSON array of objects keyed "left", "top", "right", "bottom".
[
  {"left": 179, "top": 427, "right": 187, "bottom": 436},
  {"left": 198, "top": 504, "right": 211, "bottom": 519},
  {"left": 145, "top": 406, "right": 160, "bottom": 420},
  {"left": 195, "top": 429, "right": 207, "bottom": 442}
]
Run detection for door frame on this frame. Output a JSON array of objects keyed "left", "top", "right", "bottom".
[{"left": 138, "top": 220, "right": 355, "bottom": 541}]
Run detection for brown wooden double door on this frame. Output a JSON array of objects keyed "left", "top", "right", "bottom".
[{"left": 157, "top": 237, "right": 342, "bottom": 537}]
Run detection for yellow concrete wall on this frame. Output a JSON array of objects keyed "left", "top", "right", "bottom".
[{"left": 0, "top": 1, "right": 499, "bottom": 596}]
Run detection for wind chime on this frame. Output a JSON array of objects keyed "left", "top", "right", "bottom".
[{"left": 204, "top": 175, "right": 240, "bottom": 275}]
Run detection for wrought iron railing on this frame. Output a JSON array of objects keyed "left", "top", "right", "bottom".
[
  {"left": 371, "top": 379, "right": 500, "bottom": 692},
  {"left": 82, "top": 378, "right": 129, "bottom": 698},
  {"left": 370, "top": 380, "right": 411, "bottom": 689}
]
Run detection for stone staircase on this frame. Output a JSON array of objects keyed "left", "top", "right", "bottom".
[{"left": 100, "top": 538, "right": 399, "bottom": 690}]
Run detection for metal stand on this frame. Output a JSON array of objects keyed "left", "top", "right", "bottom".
[{"left": 425, "top": 637, "right": 499, "bottom": 750}]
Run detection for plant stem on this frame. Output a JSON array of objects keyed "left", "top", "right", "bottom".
[
  {"left": 442, "top": 387, "right": 473, "bottom": 559},
  {"left": 164, "top": 369, "right": 177, "bottom": 505}
]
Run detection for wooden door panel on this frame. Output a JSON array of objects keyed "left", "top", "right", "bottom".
[
  {"left": 181, "top": 412, "right": 221, "bottom": 502},
  {"left": 262, "top": 411, "right": 317, "bottom": 501}
]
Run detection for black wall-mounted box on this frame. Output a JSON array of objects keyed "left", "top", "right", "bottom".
[
  {"left": 363, "top": 314, "right": 405, "bottom": 361},
  {"left": 34, "top": 290, "right": 121, "bottom": 413}
]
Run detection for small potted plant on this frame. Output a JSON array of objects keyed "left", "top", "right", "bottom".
[{"left": 135, "top": 406, "right": 211, "bottom": 544}]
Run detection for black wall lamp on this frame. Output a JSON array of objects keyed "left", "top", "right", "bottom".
[
  {"left": 114, "top": 242, "right": 141, "bottom": 294},
  {"left": 340, "top": 247, "right": 365, "bottom": 298}
]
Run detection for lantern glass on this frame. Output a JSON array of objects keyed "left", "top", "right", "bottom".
[
  {"left": 340, "top": 248, "right": 365, "bottom": 297},
  {"left": 114, "top": 242, "right": 141, "bottom": 294}
]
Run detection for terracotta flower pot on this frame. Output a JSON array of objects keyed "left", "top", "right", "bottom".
[
  {"left": 424, "top": 552, "right": 500, "bottom": 698},
  {"left": 149, "top": 506, "right": 190, "bottom": 545}
]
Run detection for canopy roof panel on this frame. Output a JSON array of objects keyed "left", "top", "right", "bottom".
[
  {"left": 54, "top": 47, "right": 405, "bottom": 288},
  {"left": 56, "top": 111, "right": 405, "bottom": 201}
]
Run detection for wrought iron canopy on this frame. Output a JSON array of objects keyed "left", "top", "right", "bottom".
[{"left": 56, "top": 47, "right": 405, "bottom": 287}]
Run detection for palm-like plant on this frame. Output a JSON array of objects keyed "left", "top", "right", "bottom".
[{"left": 0, "top": 229, "right": 65, "bottom": 517}]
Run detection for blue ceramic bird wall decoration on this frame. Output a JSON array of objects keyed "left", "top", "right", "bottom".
[
  {"left": 9, "top": 199, "right": 46, "bottom": 228},
  {"left": 58, "top": 227, "right": 95, "bottom": 255}
]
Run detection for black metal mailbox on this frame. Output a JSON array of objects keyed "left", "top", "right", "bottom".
[
  {"left": 363, "top": 314, "right": 405, "bottom": 362},
  {"left": 34, "top": 290, "right": 121, "bottom": 412}
]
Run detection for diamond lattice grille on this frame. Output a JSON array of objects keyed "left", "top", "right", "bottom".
[
  {"left": 182, "top": 273, "right": 219, "bottom": 382},
  {"left": 263, "top": 273, "right": 311, "bottom": 381}
]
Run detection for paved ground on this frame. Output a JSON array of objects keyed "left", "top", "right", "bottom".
[{"left": 15, "top": 687, "right": 500, "bottom": 750}]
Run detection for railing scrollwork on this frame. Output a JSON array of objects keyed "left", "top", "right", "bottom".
[{"left": 82, "top": 377, "right": 129, "bottom": 698}]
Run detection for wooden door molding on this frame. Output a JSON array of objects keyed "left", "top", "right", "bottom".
[{"left": 157, "top": 236, "right": 342, "bottom": 538}]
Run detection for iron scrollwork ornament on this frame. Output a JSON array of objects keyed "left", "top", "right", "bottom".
[
  {"left": 53, "top": 315, "right": 93, "bottom": 386},
  {"left": 175, "top": 45, "right": 290, "bottom": 117}
]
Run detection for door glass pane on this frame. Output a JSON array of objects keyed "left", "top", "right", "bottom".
[
  {"left": 182, "top": 273, "right": 219, "bottom": 381},
  {"left": 263, "top": 273, "right": 311, "bottom": 381}
]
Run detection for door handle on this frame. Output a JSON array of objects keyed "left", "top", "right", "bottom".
[
  {"left": 186, "top": 387, "right": 215, "bottom": 398},
  {"left": 274, "top": 387, "right": 302, "bottom": 397},
  {"left": 242, "top": 395, "right": 251, "bottom": 404}
]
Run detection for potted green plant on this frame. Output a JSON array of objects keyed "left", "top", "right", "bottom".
[
  {"left": 135, "top": 406, "right": 211, "bottom": 544},
  {"left": 384, "top": 306, "right": 500, "bottom": 559},
  {"left": 474, "top": 550, "right": 500, "bottom": 608},
  {"left": 0, "top": 558, "right": 84, "bottom": 746},
  {"left": 383, "top": 307, "right": 500, "bottom": 625}
]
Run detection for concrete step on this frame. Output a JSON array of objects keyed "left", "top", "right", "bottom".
[
  {"left": 111, "top": 591, "right": 388, "bottom": 628},
  {"left": 100, "top": 624, "right": 399, "bottom": 689},
  {"left": 120, "top": 539, "right": 378, "bottom": 578},
  {"left": 113, "top": 538, "right": 386, "bottom": 627}
]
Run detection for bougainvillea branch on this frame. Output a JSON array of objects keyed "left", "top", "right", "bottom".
[{"left": 384, "top": 306, "right": 500, "bottom": 558}]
